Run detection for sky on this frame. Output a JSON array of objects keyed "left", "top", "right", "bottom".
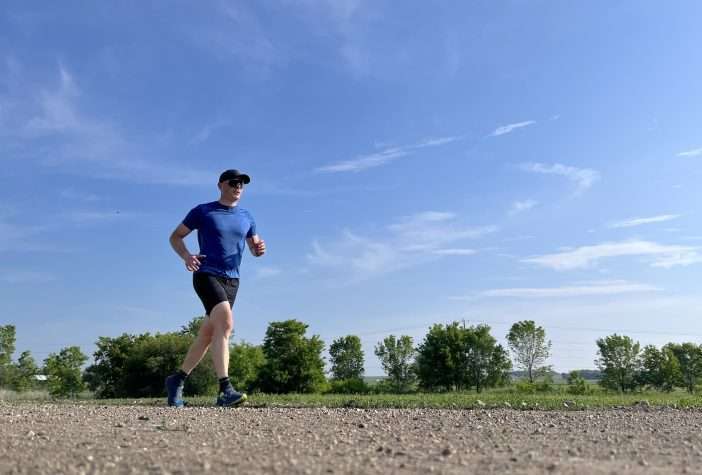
[{"left": 2, "top": 1, "right": 702, "bottom": 375}]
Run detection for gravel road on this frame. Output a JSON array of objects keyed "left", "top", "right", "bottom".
[{"left": 2, "top": 403, "right": 702, "bottom": 474}]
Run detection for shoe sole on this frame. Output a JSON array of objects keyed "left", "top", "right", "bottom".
[{"left": 217, "top": 393, "right": 248, "bottom": 407}]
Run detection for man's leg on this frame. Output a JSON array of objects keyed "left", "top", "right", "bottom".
[
  {"left": 166, "top": 316, "right": 215, "bottom": 407},
  {"left": 208, "top": 301, "right": 233, "bottom": 378},
  {"left": 180, "top": 316, "right": 215, "bottom": 373}
]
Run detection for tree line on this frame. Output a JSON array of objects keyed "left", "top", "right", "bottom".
[{"left": 1, "top": 320, "right": 702, "bottom": 398}]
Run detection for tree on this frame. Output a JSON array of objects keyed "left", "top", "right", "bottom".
[
  {"left": 329, "top": 335, "right": 365, "bottom": 381},
  {"left": 11, "top": 351, "right": 39, "bottom": 392},
  {"left": 464, "top": 324, "right": 511, "bottom": 393},
  {"left": 84, "top": 334, "right": 144, "bottom": 398},
  {"left": 84, "top": 321, "right": 218, "bottom": 398},
  {"left": 229, "top": 342, "right": 265, "bottom": 393},
  {"left": 416, "top": 322, "right": 469, "bottom": 391},
  {"left": 0, "top": 324, "right": 16, "bottom": 387},
  {"left": 638, "top": 345, "right": 680, "bottom": 392},
  {"left": 595, "top": 334, "right": 641, "bottom": 392},
  {"left": 566, "top": 370, "right": 589, "bottom": 395},
  {"left": 258, "top": 320, "right": 326, "bottom": 393},
  {"left": 506, "top": 320, "right": 551, "bottom": 383},
  {"left": 374, "top": 335, "right": 416, "bottom": 393},
  {"left": 43, "top": 346, "right": 87, "bottom": 398},
  {"left": 666, "top": 343, "right": 702, "bottom": 393}
]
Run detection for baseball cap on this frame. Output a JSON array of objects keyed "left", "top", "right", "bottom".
[{"left": 218, "top": 169, "right": 251, "bottom": 184}]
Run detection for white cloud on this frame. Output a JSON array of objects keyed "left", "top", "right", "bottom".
[
  {"left": 189, "top": 119, "right": 231, "bottom": 145},
  {"left": 9, "top": 65, "right": 214, "bottom": 185},
  {"left": 255, "top": 266, "right": 282, "bottom": 279},
  {"left": 59, "top": 188, "right": 101, "bottom": 202},
  {"left": 316, "top": 135, "right": 462, "bottom": 173},
  {"left": 431, "top": 248, "right": 476, "bottom": 256},
  {"left": 608, "top": 214, "right": 680, "bottom": 228},
  {"left": 470, "top": 280, "right": 661, "bottom": 299},
  {"left": 490, "top": 120, "right": 535, "bottom": 137},
  {"left": 520, "top": 162, "right": 600, "bottom": 194},
  {"left": 509, "top": 199, "right": 538, "bottom": 216},
  {"left": 316, "top": 148, "right": 409, "bottom": 173},
  {"left": 523, "top": 239, "right": 702, "bottom": 270},
  {"left": 308, "top": 211, "right": 496, "bottom": 279},
  {"left": 60, "top": 210, "right": 138, "bottom": 224},
  {"left": 677, "top": 147, "right": 702, "bottom": 157}
]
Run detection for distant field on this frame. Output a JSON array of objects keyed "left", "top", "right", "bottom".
[{"left": 4, "top": 387, "right": 702, "bottom": 410}]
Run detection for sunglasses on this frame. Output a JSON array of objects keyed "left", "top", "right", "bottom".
[{"left": 227, "top": 179, "right": 245, "bottom": 188}]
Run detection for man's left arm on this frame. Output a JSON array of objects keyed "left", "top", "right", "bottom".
[{"left": 247, "top": 235, "right": 266, "bottom": 257}]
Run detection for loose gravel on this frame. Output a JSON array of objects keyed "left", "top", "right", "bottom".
[{"left": 2, "top": 404, "right": 702, "bottom": 474}]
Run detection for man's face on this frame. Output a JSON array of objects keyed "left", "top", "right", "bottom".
[{"left": 220, "top": 179, "right": 245, "bottom": 200}]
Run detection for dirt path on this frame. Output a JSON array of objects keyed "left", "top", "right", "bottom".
[{"left": 1, "top": 403, "right": 701, "bottom": 474}]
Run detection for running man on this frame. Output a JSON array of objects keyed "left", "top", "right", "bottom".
[{"left": 165, "top": 169, "right": 265, "bottom": 407}]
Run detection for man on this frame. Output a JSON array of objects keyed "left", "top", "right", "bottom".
[{"left": 165, "top": 169, "right": 266, "bottom": 407}]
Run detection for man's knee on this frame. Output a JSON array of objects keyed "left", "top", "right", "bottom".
[{"left": 210, "top": 302, "right": 233, "bottom": 335}]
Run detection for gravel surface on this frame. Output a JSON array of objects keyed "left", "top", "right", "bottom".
[{"left": 2, "top": 404, "right": 702, "bottom": 474}]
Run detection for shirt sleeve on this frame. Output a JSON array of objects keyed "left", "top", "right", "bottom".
[
  {"left": 182, "top": 206, "right": 202, "bottom": 231},
  {"left": 246, "top": 212, "right": 257, "bottom": 238}
]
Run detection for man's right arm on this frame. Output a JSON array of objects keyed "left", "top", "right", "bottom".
[
  {"left": 170, "top": 223, "right": 192, "bottom": 259},
  {"left": 170, "top": 223, "right": 205, "bottom": 272}
]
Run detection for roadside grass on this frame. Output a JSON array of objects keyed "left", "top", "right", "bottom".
[{"left": 3, "top": 387, "right": 702, "bottom": 410}]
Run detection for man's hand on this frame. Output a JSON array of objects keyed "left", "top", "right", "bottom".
[
  {"left": 184, "top": 254, "right": 206, "bottom": 272},
  {"left": 253, "top": 239, "right": 266, "bottom": 257}
]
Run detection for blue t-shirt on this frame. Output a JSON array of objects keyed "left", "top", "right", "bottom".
[{"left": 182, "top": 201, "right": 257, "bottom": 279}]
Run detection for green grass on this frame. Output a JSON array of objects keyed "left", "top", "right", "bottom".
[{"left": 4, "top": 387, "right": 702, "bottom": 410}]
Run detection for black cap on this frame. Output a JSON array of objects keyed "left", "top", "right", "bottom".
[{"left": 219, "top": 169, "right": 251, "bottom": 184}]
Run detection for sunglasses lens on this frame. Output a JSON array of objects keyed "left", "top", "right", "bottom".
[{"left": 229, "top": 180, "right": 243, "bottom": 187}]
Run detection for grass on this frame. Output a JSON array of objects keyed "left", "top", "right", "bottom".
[{"left": 3, "top": 387, "right": 702, "bottom": 410}]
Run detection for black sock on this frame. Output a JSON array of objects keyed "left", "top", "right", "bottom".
[
  {"left": 219, "top": 377, "right": 233, "bottom": 393},
  {"left": 175, "top": 369, "right": 188, "bottom": 383}
]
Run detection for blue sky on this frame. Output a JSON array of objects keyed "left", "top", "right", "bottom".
[{"left": 2, "top": 1, "right": 702, "bottom": 375}]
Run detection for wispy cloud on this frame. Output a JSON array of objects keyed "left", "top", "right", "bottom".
[
  {"left": 189, "top": 119, "right": 231, "bottom": 145},
  {"left": 509, "top": 199, "right": 538, "bottom": 216},
  {"left": 255, "top": 266, "right": 282, "bottom": 279},
  {"left": 467, "top": 280, "right": 661, "bottom": 299},
  {"left": 60, "top": 210, "right": 138, "bottom": 224},
  {"left": 677, "top": 147, "right": 702, "bottom": 157},
  {"left": 308, "top": 211, "right": 496, "bottom": 279},
  {"left": 431, "top": 248, "right": 476, "bottom": 256},
  {"left": 608, "top": 214, "right": 681, "bottom": 229},
  {"left": 523, "top": 240, "right": 702, "bottom": 271},
  {"left": 520, "top": 162, "right": 600, "bottom": 194},
  {"left": 490, "top": 120, "right": 535, "bottom": 137},
  {"left": 59, "top": 188, "right": 101, "bottom": 202},
  {"left": 316, "top": 135, "right": 462, "bottom": 173},
  {"left": 9, "top": 65, "right": 214, "bottom": 185}
]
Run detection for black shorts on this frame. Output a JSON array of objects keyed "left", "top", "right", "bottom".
[{"left": 193, "top": 272, "right": 240, "bottom": 315}]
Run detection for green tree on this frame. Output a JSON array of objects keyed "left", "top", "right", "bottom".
[
  {"left": 229, "top": 342, "right": 265, "bottom": 393},
  {"left": 329, "top": 335, "right": 365, "bottom": 381},
  {"left": 506, "top": 320, "right": 551, "bottom": 383},
  {"left": 666, "top": 343, "right": 702, "bottom": 393},
  {"left": 566, "top": 370, "right": 589, "bottom": 395},
  {"left": 258, "top": 320, "right": 326, "bottom": 393},
  {"left": 595, "top": 334, "right": 641, "bottom": 392},
  {"left": 464, "top": 324, "right": 511, "bottom": 393},
  {"left": 84, "top": 321, "right": 218, "bottom": 398},
  {"left": 83, "top": 334, "right": 144, "bottom": 398},
  {"left": 374, "top": 335, "right": 416, "bottom": 393},
  {"left": 43, "top": 346, "right": 87, "bottom": 398},
  {"left": 638, "top": 345, "right": 680, "bottom": 392},
  {"left": 0, "top": 324, "right": 16, "bottom": 387},
  {"left": 11, "top": 351, "right": 39, "bottom": 392},
  {"left": 416, "top": 322, "right": 469, "bottom": 391}
]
